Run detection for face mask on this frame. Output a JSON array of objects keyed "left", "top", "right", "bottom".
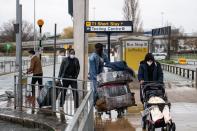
[
  {"left": 70, "top": 55, "right": 75, "bottom": 59},
  {"left": 147, "top": 61, "right": 153, "bottom": 66}
]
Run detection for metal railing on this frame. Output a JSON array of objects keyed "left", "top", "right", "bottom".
[
  {"left": 161, "top": 63, "right": 197, "bottom": 88},
  {"left": 14, "top": 75, "right": 94, "bottom": 130},
  {"left": 161, "top": 63, "right": 196, "bottom": 81},
  {"left": 66, "top": 83, "right": 94, "bottom": 131},
  {"left": 0, "top": 57, "right": 57, "bottom": 75}
]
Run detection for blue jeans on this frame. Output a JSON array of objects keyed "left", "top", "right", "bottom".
[{"left": 92, "top": 79, "right": 98, "bottom": 105}]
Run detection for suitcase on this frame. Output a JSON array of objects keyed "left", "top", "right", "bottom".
[
  {"left": 96, "top": 84, "right": 135, "bottom": 111},
  {"left": 37, "top": 81, "right": 62, "bottom": 107},
  {"left": 97, "top": 71, "right": 134, "bottom": 86}
]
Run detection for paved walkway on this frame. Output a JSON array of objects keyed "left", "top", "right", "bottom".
[{"left": 0, "top": 119, "right": 40, "bottom": 131}]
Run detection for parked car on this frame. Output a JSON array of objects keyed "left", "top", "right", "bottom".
[{"left": 152, "top": 53, "right": 167, "bottom": 60}]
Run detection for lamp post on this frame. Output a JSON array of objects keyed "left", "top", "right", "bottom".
[
  {"left": 37, "top": 19, "right": 44, "bottom": 60},
  {"left": 34, "top": 0, "right": 36, "bottom": 51}
]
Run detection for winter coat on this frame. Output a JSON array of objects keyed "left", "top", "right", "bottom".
[
  {"left": 138, "top": 61, "right": 163, "bottom": 83},
  {"left": 58, "top": 57, "right": 80, "bottom": 79}
]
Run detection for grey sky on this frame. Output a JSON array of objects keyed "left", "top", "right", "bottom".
[{"left": 0, "top": 0, "right": 197, "bottom": 34}]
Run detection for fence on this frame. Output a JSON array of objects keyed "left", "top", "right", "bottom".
[
  {"left": 14, "top": 75, "right": 94, "bottom": 131},
  {"left": 161, "top": 63, "right": 197, "bottom": 87},
  {"left": 0, "top": 57, "right": 56, "bottom": 75}
]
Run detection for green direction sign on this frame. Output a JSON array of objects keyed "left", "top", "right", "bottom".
[
  {"left": 4, "top": 43, "right": 12, "bottom": 51},
  {"left": 84, "top": 21, "right": 133, "bottom": 33}
]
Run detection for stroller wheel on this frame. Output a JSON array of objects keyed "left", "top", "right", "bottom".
[
  {"left": 166, "top": 124, "right": 171, "bottom": 131},
  {"left": 148, "top": 124, "right": 155, "bottom": 131},
  {"left": 171, "top": 123, "right": 176, "bottom": 131},
  {"left": 142, "top": 117, "right": 146, "bottom": 129},
  {"left": 117, "top": 109, "right": 123, "bottom": 118}
]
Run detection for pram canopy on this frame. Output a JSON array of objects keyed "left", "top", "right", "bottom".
[{"left": 141, "top": 82, "right": 166, "bottom": 102}]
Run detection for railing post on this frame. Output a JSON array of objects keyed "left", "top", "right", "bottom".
[
  {"left": 183, "top": 69, "right": 185, "bottom": 77},
  {"left": 4, "top": 61, "right": 6, "bottom": 73},
  {"left": 176, "top": 67, "right": 178, "bottom": 74},
  {"left": 187, "top": 70, "right": 190, "bottom": 79},
  {"left": 196, "top": 68, "right": 197, "bottom": 88},
  {"left": 14, "top": 75, "right": 17, "bottom": 109},
  {"left": 10, "top": 62, "right": 12, "bottom": 73},
  {"left": 192, "top": 71, "right": 195, "bottom": 80},
  {"left": 179, "top": 68, "right": 181, "bottom": 76}
]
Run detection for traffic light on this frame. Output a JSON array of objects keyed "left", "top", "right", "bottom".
[{"left": 68, "top": 0, "right": 73, "bottom": 17}]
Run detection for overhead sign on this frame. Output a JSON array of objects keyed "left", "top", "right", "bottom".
[
  {"left": 124, "top": 41, "right": 148, "bottom": 71},
  {"left": 84, "top": 21, "right": 133, "bottom": 33},
  {"left": 152, "top": 26, "right": 171, "bottom": 36}
]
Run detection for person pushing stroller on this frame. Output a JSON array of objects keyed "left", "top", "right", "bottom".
[
  {"left": 138, "top": 53, "right": 163, "bottom": 103},
  {"left": 138, "top": 53, "right": 176, "bottom": 131}
]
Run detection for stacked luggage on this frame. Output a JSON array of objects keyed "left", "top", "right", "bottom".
[{"left": 96, "top": 61, "right": 136, "bottom": 116}]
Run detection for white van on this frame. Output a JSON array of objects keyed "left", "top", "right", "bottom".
[{"left": 152, "top": 53, "right": 167, "bottom": 60}]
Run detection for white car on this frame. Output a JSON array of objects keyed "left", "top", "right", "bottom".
[{"left": 152, "top": 53, "right": 167, "bottom": 60}]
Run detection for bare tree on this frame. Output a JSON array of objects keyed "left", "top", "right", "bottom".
[
  {"left": 123, "top": 0, "right": 143, "bottom": 32},
  {"left": 0, "top": 19, "right": 34, "bottom": 42},
  {"left": 61, "top": 26, "right": 73, "bottom": 39}
]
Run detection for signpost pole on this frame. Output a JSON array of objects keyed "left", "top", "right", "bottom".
[
  {"left": 39, "top": 27, "right": 42, "bottom": 60},
  {"left": 167, "top": 27, "right": 171, "bottom": 60},
  {"left": 37, "top": 19, "right": 44, "bottom": 60},
  {"left": 107, "top": 32, "right": 111, "bottom": 61},
  {"left": 52, "top": 23, "right": 57, "bottom": 112}
]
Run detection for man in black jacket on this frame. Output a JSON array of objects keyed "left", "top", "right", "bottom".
[{"left": 58, "top": 49, "right": 80, "bottom": 108}]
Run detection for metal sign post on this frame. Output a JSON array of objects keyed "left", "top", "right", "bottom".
[
  {"left": 52, "top": 24, "right": 57, "bottom": 112},
  {"left": 107, "top": 32, "right": 111, "bottom": 61}
]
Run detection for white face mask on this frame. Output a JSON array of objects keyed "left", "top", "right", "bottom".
[
  {"left": 70, "top": 55, "right": 75, "bottom": 59},
  {"left": 147, "top": 61, "right": 153, "bottom": 66}
]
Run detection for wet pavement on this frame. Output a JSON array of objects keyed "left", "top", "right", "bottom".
[{"left": 0, "top": 119, "right": 40, "bottom": 131}]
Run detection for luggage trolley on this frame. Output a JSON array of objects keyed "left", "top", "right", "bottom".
[{"left": 96, "top": 70, "right": 136, "bottom": 118}]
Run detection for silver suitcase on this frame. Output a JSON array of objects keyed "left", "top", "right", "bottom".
[{"left": 97, "top": 71, "right": 133, "bottom": 86}]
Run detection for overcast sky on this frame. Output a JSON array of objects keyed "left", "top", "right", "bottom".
[{"left": 0, "top": 0, "right": 197, "bottom": 34}]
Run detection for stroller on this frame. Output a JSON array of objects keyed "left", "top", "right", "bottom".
[{"left": 140, "top": 82, "right": 176, "bottom": 131}]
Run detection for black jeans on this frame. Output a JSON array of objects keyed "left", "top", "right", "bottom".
[
  {"left": 61, "top": 79, "right": 79, "bottom": 108},
  {"left": 31, "top": 73, "right": 43, "bottom": 97}
]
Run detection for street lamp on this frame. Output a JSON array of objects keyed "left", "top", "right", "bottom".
[
  {"left": 34, "top": 0, "right": 36, "bottom": 51},
  {"left": 37, "top": 19, "right": 44, "bottom": 60}
]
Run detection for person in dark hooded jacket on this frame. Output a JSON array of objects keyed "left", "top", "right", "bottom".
[
  {"left": 138, "top": 53, "right": 164, "bottom": 103},
  {"left": 138, "top": 53, "right": 163, "bottom": 83}
]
